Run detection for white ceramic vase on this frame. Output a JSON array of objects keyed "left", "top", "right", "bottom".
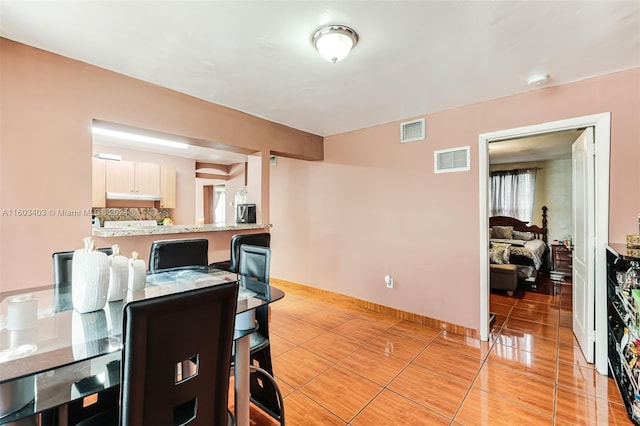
[
  {"left": 72, "top": 237, "right": 110, "bottom": 313},
  {"left": 107, "top": 244, "right": 129, "bottom": 301},
  {"left": 128, "top": 251, "right": 146, "bottom": 291}
]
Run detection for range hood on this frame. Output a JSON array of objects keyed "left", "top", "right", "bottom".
[{"left": 105, "top": 192, "right": 162, "bottom": 201}]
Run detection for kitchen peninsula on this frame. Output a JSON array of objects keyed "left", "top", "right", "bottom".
[
  {"left": 92, "top": 223, "right": 269, "bottom": 238},
  {"left": 91, "top": 223, "right": 271, "bottom": 267}
]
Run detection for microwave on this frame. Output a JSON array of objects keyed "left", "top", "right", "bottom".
[{"left": 236, "top": 204, "right": 256, "bottom": 224}]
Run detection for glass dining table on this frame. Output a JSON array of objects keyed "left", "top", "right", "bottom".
[{"left": 0, "top": 266, "right": 284, "bottom": 425}]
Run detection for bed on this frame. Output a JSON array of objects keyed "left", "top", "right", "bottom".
[{"left": 489, "top": 206, "right": 549, "bottom": 281}]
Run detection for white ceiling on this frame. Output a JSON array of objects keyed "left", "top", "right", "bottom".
[
  {"left": 93, "top": 133, "right": 249, "bottom": 165},
  {"left": 488, "top": 129, "right": 582, "bottom": 165},
  {"left": 1, "top": 1, "right": 639, "bottom": 140}
]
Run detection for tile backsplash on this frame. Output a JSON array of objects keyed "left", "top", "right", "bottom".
[{"left": 94, "top": 207, "right": 172, "bottom": 225}]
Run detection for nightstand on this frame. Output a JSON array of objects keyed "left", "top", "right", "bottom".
[{"left": 551, "top": 244, "right": 573, "bottom": 277}]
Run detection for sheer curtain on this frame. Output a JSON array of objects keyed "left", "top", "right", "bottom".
[{"left": 490, "top": 168, "right": 537, "bottom": 223}]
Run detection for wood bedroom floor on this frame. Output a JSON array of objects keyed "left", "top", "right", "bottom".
[{"left": 232, "top": 277, "right": 631, "bottom": 425}]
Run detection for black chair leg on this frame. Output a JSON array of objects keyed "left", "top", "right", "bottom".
[{"left": 249, "top": 366, "right": 285, "bottom": 425}]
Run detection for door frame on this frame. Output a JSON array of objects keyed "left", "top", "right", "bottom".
[{"left": 478, "top": 112, "right": 610, "bottom": 375}]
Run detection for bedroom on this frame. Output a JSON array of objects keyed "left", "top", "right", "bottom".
[{"left": 488, "top": 129, "right": 578, "bottom": 293}]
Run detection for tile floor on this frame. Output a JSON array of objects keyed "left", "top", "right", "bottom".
[{"left": 238, "top": 277, "right": 632, "bottom": 425}]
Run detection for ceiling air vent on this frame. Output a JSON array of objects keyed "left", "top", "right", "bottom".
[
  {"left": 400, "top": 118, "right": 425, "bottom": 143},
  {"left": 434, "top": 146, "right": 470, "bottom": 173}
]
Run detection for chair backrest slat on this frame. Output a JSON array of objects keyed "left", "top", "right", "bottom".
[
  {"left": 238, "top": 245, "right": 270, "bottom": 283},
  {"left": 229, "top": 233, "right": 270, "bottom": 273},
  {"left": 148, "top": 238, "right": 209, "bottom": 272}
]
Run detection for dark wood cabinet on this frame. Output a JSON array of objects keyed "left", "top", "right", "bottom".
[{"left": 552, "top": 244, "right": 573, "bottom": 276}]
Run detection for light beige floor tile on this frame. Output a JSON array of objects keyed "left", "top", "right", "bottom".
[
  {"left": 267, "top": 333, "right": 297, "bottom": 358},
  {"left": 494, "top": 328, "right": 558, "bottom": 360},
  {"left": 330, "top": 318, "right": 388, "bottom": 345},
  {"left": 488, "top": 342, "right": 557, "bottom": 381},
  {"left": 473, "top": 361, "right": 555, "bottom": 416},
  {"left": 271, "top": 320, "right": 327, "bottom": 345},
  {"left": 299, "top": 365, "right": 382, "bottom": 422},
  {"left": 413, "top": 344, "right": 482, "bottom": 385},
  {"left": 351, "top": 389, "right": 451, "bottom": 426},
  {"left": 556, "top": 363, "right": 621, "bottom": 402},
  {"left": 384, "top": 320, "right": 441, "bottom": 342},
  {"left": 338, "top": 345, "right": 410, "bottom": 386},
  {"left": 252, "top": 275, "right": 626, "bottom": 426},
  {"left": 388, "top": 363, "right": 470, "bottom": 418},
  {"left": 364, "top": 330, "right": 429, "bottom": 361},
  {"left": 431, "top": 331, "right": 492, "bottom": 360},
  {"left": 269, "top": 310, "right": 301, "bottom": 330},
  {"left": 282, "top": 391, "right": 346, "bottom": 425},
  {"left": 272, "top": 347, "right": 333, "bottom": 388},
  {"left": 300, "top": 309, "right": 354, "bottom": 330},
  {"left": 300, "top": 330, "right": 362, "bottom": 363},
  {"left": 555, "top": 385, "right": 631, "bottom": 426},
  {"left": 454, "top": 387, "right": 553, "bottom": 426}
]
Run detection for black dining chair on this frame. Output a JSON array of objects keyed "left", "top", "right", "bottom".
[
  {"left": 76, "top": 281, "right": 239, "bottom": 426},
  {"left": 49, "top": 248, "right": 117, "bottom": 426},
  {"left": 210, "top": 232, "right": 271, "bottom": 273},
  {"left": 148, "top": 238, "right": 209, "bottom": 272},
  {"left": 237, "top": 244, "right": 285, "bottom": 425}
]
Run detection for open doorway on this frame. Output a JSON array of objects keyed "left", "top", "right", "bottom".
[
  {"left": 478, "top": 113, "right": 611, "bottom": 375},
  {"left": 488, "top": 129, "right": 577, "bottom": 291}
]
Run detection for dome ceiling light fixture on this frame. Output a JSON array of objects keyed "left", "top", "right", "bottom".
[
  {"left": 527, "top": 73, "right": 550, "bottom": 87},
  {"left": 312, "top": 24, "right": 359, "bottom": 63}
]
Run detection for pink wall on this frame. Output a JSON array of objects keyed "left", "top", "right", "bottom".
[
  {"left": 271, "top": 68, "right": 640, "bottom": 331},
  {"left": 0, "top": 39, "right": 321, "bottom": 293}
]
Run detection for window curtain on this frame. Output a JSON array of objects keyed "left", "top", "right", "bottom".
[{"left": 490, "top": 168, "right": 537, "bottom": 223}]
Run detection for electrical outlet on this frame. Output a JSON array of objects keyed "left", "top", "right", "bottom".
[{"left": 384, "top": 275, "right": 394, "bottom": 288}]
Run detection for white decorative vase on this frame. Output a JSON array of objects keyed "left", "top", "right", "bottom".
[
  {"left": 107, "top": 244, "right": 129, "bottom": 301},
  {"left": 72, "top": 237, "right": 110, "bottom": 313},
  {"left": 128, "top": 251, "right": 146, "bottom": 291}
]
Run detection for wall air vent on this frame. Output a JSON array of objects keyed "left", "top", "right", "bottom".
[
  {"left": 400, "top": 118, "right": 425, "bottom": 143},
  {"left": 434, "top": 146, "right": 470, "bottom": 173}
]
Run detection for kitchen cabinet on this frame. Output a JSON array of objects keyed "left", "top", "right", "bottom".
[
  {"left": 105, "top": 160, "right": 160, "bottom": 195},
  {"left": 92, "top": 158, "right": 106, "bottom": 207},
  {"left": 134, "top": 162, "right": 161, "bottom": 195},
  {"left": 160, "top": 165, "right": 176, "bottom": 208}
]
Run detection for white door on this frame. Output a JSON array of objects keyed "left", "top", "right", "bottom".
[{"left": 572, "top": 127, "right": 595, "bottom": 363}]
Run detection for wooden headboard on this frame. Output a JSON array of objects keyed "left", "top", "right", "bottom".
[{"left": 489, "top": 206, "right": 548, "bottom": 244}]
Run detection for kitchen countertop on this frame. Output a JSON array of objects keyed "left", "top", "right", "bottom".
[{"left": 92, "top": 223, "right": 271, "bottom": 237}]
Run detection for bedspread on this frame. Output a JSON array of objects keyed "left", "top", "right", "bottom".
[{"left": 490, "top": 238, "right": 546, "bottom": 270}]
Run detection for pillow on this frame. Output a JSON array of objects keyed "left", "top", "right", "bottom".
[
  {"left": 512, "top": 230, "right": 535, "bottom": 241},
  {"left": 489, "top": 242, "right": 511, "bottom": 264},
  {"left": 492, "top": 226, "right": 514, "bottom": 240}
]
